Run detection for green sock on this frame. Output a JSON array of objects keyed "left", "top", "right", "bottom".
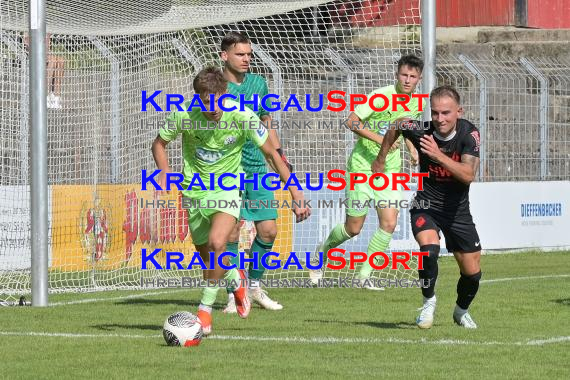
[
  {"left": 226, "top": 241, "right": 240, "bottom": 267},
  {"left": 359, "top": 228, "right": 392, "bottom": 279},
  {"left": 225, "top": 242, "right": 240, "bottom": 294},
  {"left": 200, "top": 283, "right": 220, "bottom": 307},
  {"left": 224, "top": 267, "right": 241, "bottom": 293},
  {"left": 248, "top": 236, "right": 274, "bottom": 281},
  {"left": 323, "top": 223, "right": 352, "bottom": 252}
]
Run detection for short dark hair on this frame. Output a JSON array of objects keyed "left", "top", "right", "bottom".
[
  {"left": 221, "top": 31, "right": 250, "bottom": 52},
  {"left": 397, "top": 54, "right": 424, "bottom": 73},
  {"left": 430, "top": 85, "right": 461, "bottom": 104},
  {"left": 193, "top": 66, "right": 227, "bottom": 96}
]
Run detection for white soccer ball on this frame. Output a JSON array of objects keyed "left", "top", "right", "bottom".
[{"left": 163, "top": 311, "right": 204, "bottom": 347}]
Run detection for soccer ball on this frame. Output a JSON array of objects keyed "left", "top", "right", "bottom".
[{"left": 163, "top": 311, "right": 204, "bottom": 347}]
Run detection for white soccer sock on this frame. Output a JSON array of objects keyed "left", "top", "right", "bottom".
[
  {"left": 454, "top": 304, "right": 468, "bottom": 317},
  {"left": 250, "top": 279, "right": 260, "bottom": 289},
  {"left": 198, "top": 304, "right": 212, "bottom": 313}
]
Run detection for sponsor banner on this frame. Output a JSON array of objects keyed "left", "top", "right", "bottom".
[
  {"left": 470, "top": 181, "right": 569, "bottom": 249},
  {"left": 294, "top": 181, "right": 569, "bottom": 255},
  {"left": 51, "top": 185, "right": 293, "bottom": 271},
  {"left": 0, "top": 186, "right": 53, "bottom": 270}
]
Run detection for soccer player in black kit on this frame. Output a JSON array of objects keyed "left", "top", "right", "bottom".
[{"left": 372, "top": 86, "right": 482, "bottom": 329}]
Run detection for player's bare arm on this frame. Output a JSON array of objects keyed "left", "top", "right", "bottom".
[
  {"left": 346, "top": 112, "right": 384, "bottom": 146},
  {"left": 371, "top": 128, "right": 401, "bottom": 173},
  {"left": 419, "top": 134, "right": 479, "bottom": 185},
  {"left": 258, "top": 139, "right": 311, "bottom": 222},
  {"left": 405, "top": 137, "right": 419, "bottom": 166},
  {"left": 262, "top": 115, "right": 280, "bottom": 149},
  {"left": 151, "top": 135, "right": 173, "bottom": 190}
]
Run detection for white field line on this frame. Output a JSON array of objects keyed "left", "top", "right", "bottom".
[
  {"left": 48, "top": 274, "right": 569, "bottom": 306},
  {"left": 0, "top": 331, "right": 569, "bottom": 347},
  {"left": 480, "top": 274, "right": 570, "bottom": 284}
]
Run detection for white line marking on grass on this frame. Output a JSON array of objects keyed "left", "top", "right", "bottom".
[
  {"left": 526, "top": 336, "right": 570, "bottom": 345},
  {"left": 208, "top": 335, "right": 507, "bottom": 345},
  {"left": 1, "top": 331, "right": 569, "bottom": 347},
  {"left": 481, "top": 274, "right": 570, "bottom": 284},
  {"left": 49, "top": 289, "right": 190, "bottom": 306}
]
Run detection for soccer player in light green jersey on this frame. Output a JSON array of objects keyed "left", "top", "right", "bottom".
[
  {"left": 152, "top": 67, "right": 310, "bottom": 335},
  {"left": 220, "top": 32, "right": 293, "bottom": 312},
  {"left": 309, "top": 55, "right": 424, "bottom": 289}
]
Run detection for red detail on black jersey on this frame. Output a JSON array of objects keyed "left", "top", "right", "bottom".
[
  {"left": 451, "top": 152, "right": 461, "bottom": 162},
  {"left": 415, "top": 216, "right": 426, "bottom": 228},
  {"left": 470, "top": 131, "right": 480, "bottom": 152},
  {"left": 428, "top": 164, "right": 453, "bottom": 178}
]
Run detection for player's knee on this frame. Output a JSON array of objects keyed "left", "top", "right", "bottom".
[
  {"left": 345, "top": 222, "right": 362, "bottom": 237},
  {"left": 379, "top": 217, "right": 398, "bottom": 233},
  {"left": 465, "top": 271, "right": 482, "bottom": 281},
  {"left": 228, "top": 229, "right": 240, "bottom": 243},
  {"left": 257, "top": 224, "right": 277, "bottom": 242},
  {"left": 208, "top": 237, "right": 227, "bottom": 254}
]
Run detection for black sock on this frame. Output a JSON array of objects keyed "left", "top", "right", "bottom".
[
  {"left": 456, "top": 271, "right": 482, "bottom": 310},
  {"left": 418, "top": 244, "right": 440, "bottom": 299}
]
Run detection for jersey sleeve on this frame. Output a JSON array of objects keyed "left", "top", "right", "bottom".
[
  {"left": 233, "top": 107, "right": 269, "bottom": 148},
  {"left": 402, "top": 127, "right": 422, "bottom": 149},
  {"left": 354, "top": 88, "right": 392, "bottom": 122},
  {"left": 461, "top": 125, "right": 481, "bottom": 157},
  {"left": 158, "top": 111, "right": 184, "bottom": 142},
  {"left": 258, "top": 79, "right": 270, "bottom": 118},
  {"left": 354, "top": 92, "right": 376, "bottom": 121}
]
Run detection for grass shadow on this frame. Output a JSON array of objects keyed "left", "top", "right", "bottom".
[
  {"left": 553, "top": 298, "right": 570, "bottom": 306},
  {"left": 91, "top": 323, "right": 161, "bottom": 332},
  {"left": 305, "top": 319, "right": 416, "bottom": 329}
]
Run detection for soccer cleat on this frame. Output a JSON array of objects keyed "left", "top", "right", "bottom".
[
  {"left": 223, "top": 294, "right": 237, "bottom": 314},
  {"left": 354, "top": 277, "right": 385, "bottom": 291},
  {"left": 416, "top": 296, "right": 437, "bottom": 329},
  {"left": 249, "top": 287, "right": 283, "bottom": 310},
  {"left": 308, "top": 243, "right": 325, "bottom": 285},
  {"left": 197, "top": 310, "right": 212, "bottom": 336},
  {"left": 232, "top": 270, "right": 251, "bottom": 318},
  {"left": 453, "top": 310, "right": 478, "bottom": 329}
]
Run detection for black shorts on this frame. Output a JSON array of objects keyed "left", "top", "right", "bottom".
[{"left": 410, "top": 209, "right": 481, "bottom": 253}]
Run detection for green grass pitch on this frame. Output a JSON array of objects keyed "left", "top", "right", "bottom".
[{"left": 1, "top": 251, "right": 569, "bottom": 379}]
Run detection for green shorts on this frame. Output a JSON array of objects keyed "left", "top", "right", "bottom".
[
  {"left": 240, "top": 172, "right": 278, "bottom": 221},
  {"left": 345, "top": 151, "right": 403, "bottom": 217},
  {"left": 185, "top": 190, "right": 240, "bottom": 246}
]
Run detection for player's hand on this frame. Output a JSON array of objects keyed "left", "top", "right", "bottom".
[
  {"left": 276, "top": 148, "right": 293, "bottom": 172},
  {"left": 371, "top": 158, "right": 385, "bottom": 174},
  {"left": 420, "top": 135, "right": 443, "bottom": 162},
  {"left": 291, "top": 191, "right": 311, "bottom": 223}
]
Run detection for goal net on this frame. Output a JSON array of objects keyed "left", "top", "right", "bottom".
[{"left": 0, "top": 0, "right": 423, "bottom": 300}]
